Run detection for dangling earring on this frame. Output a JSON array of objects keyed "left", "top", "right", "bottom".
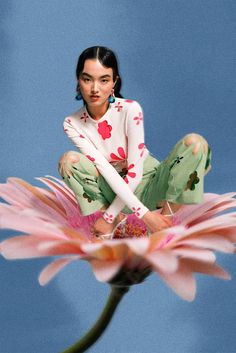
[
  {"left": 108, "top": 89, "right": 115, "bottom": 103},
  {"left": 75, "top": 86, "right": 82, "bottom": 101}
]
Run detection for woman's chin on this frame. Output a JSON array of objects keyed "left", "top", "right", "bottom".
[{"left": 87, "top": 99, "right": 109, "bottom": 108}]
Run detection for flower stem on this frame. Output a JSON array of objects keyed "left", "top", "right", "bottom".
[{"left": 61, "top": 286, "right": 130, "bottom": 353}]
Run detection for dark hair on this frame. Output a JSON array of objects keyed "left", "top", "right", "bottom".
[{"left": 75, "top": 46, "right": 123, "bottom": 104}]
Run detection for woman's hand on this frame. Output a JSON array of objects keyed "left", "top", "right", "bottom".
[
  {"left": 92, "top": 217, "right": 115, "bottom": 237},
  {"left": 142, "top": 211, "right": 172, "bottom": 233}
]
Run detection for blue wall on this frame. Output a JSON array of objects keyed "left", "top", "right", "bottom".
[{"left": 1, "top": 1, "right": 236, "bottom": 352}]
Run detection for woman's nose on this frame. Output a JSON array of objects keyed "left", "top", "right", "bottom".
[{"left": 91, "top": 81, "right": 99, "bottom": 93}]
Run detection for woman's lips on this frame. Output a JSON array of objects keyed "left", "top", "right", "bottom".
[{"left": 90, "top": 96, "right": 100, "bottom": 100}]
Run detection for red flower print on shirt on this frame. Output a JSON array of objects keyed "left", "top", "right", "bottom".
[
  {"left": 124, "top": 99, "right": 134, "bottom": 103},
  {"left": 110, "top": 147, "right": 126, "bottom": 160},
  {"left": 131, "top": 206, "right": 141, "bottom": 217},
  {"left": 115, "top": 102, "right": 123, "bottom": 112},
  {"left": 133, "top": 112, "right": 143, "bottom": 125},
  {"left": 103, "top": 212, "right": 114, "bottom": 223},
  {"left": 80, "top": 112, "right": 89, "bottom": 123},
  {"left": 124, "top": 164, "right": 136, "bottom": 184},
  {"left": 138, "top": 142, "right": 145, "bottom": 157},
  {"left": 97, "top": 120, "right": 112, "bottom": 140},
  {"left": 86, "top": 155, "right": 95, "bottom": 162},
  {"left": 79, "top": 133, "right": 85, "bottom": 138}
]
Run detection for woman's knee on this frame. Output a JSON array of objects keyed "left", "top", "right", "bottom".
[
  {"left": 58, "top": 151, "right": 81, "bottom": 176},
  {"left": 58, "top": 151, "right": 100, "bottom": 177},
  {"left": 58, "top": 150, "right": 81, "bottom": 167},
  {"left": 183, "top": 133, "right": 209, "bottom": 155}
]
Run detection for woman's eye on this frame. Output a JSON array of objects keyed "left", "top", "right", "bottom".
[
  {"left": 83, "top": 78, "right": 90, "bottom": 82},
  {"left": 101, "top": 79, "right": 109, "bottom": 83}
]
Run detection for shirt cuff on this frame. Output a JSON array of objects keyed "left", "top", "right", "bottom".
[
  {"left": 103, "top": 211, "right": 116, "bottom": 224},
  {"left": 131, "top": 205, "right": 149, "bottom": 219},
  {"left": 103, "top": 205, "right": 149, "bottom": 224}
]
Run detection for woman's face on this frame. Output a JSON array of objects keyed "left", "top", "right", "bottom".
[{"left": 78, "top": 59, "right": 117, "bottom": 108}]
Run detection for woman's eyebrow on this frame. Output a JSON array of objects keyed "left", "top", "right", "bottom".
[
  {"left": 100, "top": 74, "right": 111, "bottom": 78},
  {"left": 81, "top": 72, "right": 112, "bottom": 78}
]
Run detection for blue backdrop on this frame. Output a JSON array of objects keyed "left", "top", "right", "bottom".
[{"left": 1, "top": 1, "right": 236, "bottom": 352}]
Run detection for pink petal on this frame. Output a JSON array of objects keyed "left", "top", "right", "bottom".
[
  {"left": 215, "top": 227, "right": 236, "bottom": 243},
  {"left": 35, "top": 177, "right": 79, "bottom": 218},
  {"left": 179, "top": 234, "right": 235, "bottom": 253},
  {"left": 109, "top": 243, "right": 129, "bottom": 260},
  {"left": 90, "top": 259, "right": 123, "bottom": 282},
  {"left": 0, "top": 212, "right": 66, "bottom": 238},
  {"left": 44, "top": 175, "right": 78, "bottom": 197},
  {"left": 172, "top": 247, "right": 216, "bottom": 263},
  {"left": 157, "top": 263, "right": 196, "bottom": 302},
  {"left": 0, "top": 184, "right": 26, "bottom": 207},
  {"left": 191, "top": 200, "right": 236, "bottom": 225},
  {"left": 122, "top": 251, "right": 147, "bottom": 269},
  {"left": 7, "top": 178, "right": 66, "bottom": 223},
  {"left": 34, "top": 186, "right": 57, "bottom": 201},
  {"left": 81, "top": 242, "right": 126, "bottom": 261},
  {"left": 81, "top": 242, "right": 107, "bottom": 253},
  {"left": 170, "top": 214, "right": 236, "bottom": 247},
  {"left": 59, "top": 226, "right": 88, "bottom": 242},
  {"left": 36, "top": 179, "right": 87, "bottom": 230},
  {"left": 183, "top": 213, "right": 236, "bottom": 234},
  {"left": 38, "top": 257, "right": 79, "bottom": 285},
  {"left": 149, "top": 226, "right": 187, "bottom": 251},
  {"left": 181, "top": 258, "right": 231, "bottom": 280},
  {"left": 177, "top": 193, "right": 236, "bottom": 225},
  {"left": 123, "top": 238, "right": 150, "bottom": 255},
  {"left": 0, "top": 235, "right": 60, "bottom": 259},
  {"left": 0, "top": 203, "right": 21, "bottom": 214},
  {"left": 145, "top": 250, "right": 178, "bottom": 273},
  {"left": 37, "top": 239, "right": 85, "bottom": 256},
  {"left": 0, "top": 236, "right": 83, "bottom": 259}
]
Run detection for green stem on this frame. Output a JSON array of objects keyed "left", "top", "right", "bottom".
[{"left": 61, "top": 286, "right": 130, "bottom": 353}]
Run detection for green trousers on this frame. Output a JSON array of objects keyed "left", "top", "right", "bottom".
[{"left": 61, "top": 135, "right": 212, "bottom": 216}]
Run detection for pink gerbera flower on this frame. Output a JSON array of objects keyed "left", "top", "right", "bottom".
[
  {"left": 0, "top": 175, "right": 235, "bottom": 299},
  {"left": 0, "top": 176, "right": 236, "bottom": 351}
]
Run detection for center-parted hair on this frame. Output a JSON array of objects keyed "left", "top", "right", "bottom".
[{"left": 76, "top": 46, "right": 123, "bottom": 100}]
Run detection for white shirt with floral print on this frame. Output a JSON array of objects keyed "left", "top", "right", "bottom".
[{"left": 63, "top": 97, "right": 150, "bottom": 223}]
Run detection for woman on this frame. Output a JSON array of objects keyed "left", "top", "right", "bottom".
[{"left": 58, "top": 46, "right": 212, "bottom": 238}]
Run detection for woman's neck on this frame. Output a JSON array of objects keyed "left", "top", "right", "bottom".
[{"left": 85, "top": 101, "right": 110, "bottom": 120}]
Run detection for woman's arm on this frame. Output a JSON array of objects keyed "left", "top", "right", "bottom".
[
  {"left": 102, "top": 100, "right": 148, "bottom": 220},
  {"left": 63, "top": 115, "right": 149, "bottom": 223}
]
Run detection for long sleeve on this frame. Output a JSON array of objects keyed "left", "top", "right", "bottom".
[
  {"left": 103, "top": 100, "right": 149, "bottom": 219},
  {"left": 63, "top": 110, "right": 149, "bottom": 223}
]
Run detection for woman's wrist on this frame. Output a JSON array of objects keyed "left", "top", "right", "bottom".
[{"left": 141, "top": 210, "right": 152, "bottom": 221}]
